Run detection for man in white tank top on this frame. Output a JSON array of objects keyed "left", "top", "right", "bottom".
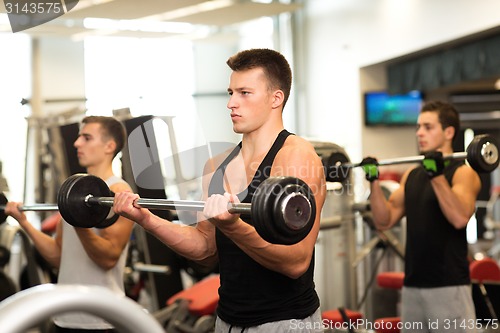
[{"left": 5, "top": 116, "right": 135, "bottom": 333}]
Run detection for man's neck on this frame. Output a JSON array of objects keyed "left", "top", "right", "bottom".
[
  {"left": 241, "top": 123, "right": 284, "bottom": 158},
  {"left": 441, "top": 143, "right": 454, "bottom": 156}
]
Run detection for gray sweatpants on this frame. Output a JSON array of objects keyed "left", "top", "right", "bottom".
[
  {"left": 401, "top": 285, "right": 477, "bottom": 333},
  {"left": 215, "top": 308, "right": 324, "bottom": 333}
]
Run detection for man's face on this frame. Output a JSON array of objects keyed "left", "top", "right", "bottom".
[
  {"left": 226, "top": 67, "right": 276, "bottom": 134},
  {"left": 416, "top": 111, "right": 446, "bottom": 153},
  {"left": 73, "top": 122, "right": 112, "bottom": 168}
]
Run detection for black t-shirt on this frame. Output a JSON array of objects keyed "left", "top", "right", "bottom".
[
  {"left": 208, "top": 129, "right": 319, "bottom": 327},
  {"left": 404, "top": 160, "right": 470, "bottom": 287}
]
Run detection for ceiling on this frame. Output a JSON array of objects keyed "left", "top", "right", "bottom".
[
  {"left": 2, "top": 1, "right": 497, "bottom": 95},
  {"left": 0, "top": 0, "right": 302, "bottom": 38}
]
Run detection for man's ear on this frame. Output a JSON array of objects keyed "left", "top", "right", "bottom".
[
  {"left": 271, "top": 90, "right": 285, "bottom": 109},
  {"left": 444, "top": 126, "right": 455, "bottom": 141},
  {"left": 105, "top": 139, "right": 117, "bottom": 156}
]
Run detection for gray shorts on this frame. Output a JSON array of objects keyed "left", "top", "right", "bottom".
[
  {"left": 215, "top": 308, "right": 324, "bottom": 333},
  {"left": 401, "top": 285, "right": 477, "bottom": 333}
]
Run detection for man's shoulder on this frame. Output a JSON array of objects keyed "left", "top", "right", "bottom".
[
  {"left": 106, "top": 175, "right": 127, "bottom": 185},
  {"left": 276, "top": 136, "right": 321, "bottom": 168},
  {"left": 281, "top": 135, "right": 315, "bottom": 153},
  {"left": 453, "top": 163, "right": 481, "bottom": 182},
  {"left": 107, "top": 176, "right": 132, "bottom": 192}
]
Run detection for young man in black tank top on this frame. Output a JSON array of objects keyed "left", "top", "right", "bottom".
[
  {"left": 114, "top": 49, "right": 327, "bottom": 332},
  {"left": 361, "top": 101, "right": 481, "bottom": 332}
]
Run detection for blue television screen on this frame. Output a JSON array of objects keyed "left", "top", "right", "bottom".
[{"left": 364, "top": 91, "right": 423, "bottom": 126}]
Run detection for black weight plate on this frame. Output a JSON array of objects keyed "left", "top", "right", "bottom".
[
  {"left": 272, "top": 177, "right": 316, "bottom": 245},
  {"left": 466, "top": 135, "right": 482, "bottom": 172},
  {"left": 275, "top": 186, "right": 313, "bottom": 231},
  {"left": 467, "top": 134, "right": 499, "bottom": 173},
  {"left": 324, "top": 152, "right": 350, "bottom": 183},
  {"left": 270, "top": 182, "right": 305, "bottom": 240},
  {"left": 57, "top": 174, "right": 79, "bottom": 227},
  {"left": 57, "top": 175, "right": 71, "bottom": 226},
  {"left": 252, "top": 177, "right": 316, "bottom": 245},
  {"left": 95, "top": 210, "right": 119, "bottom": 228},
  {"left": 94, "top": 190, "right": 118, "bottom": 228},
  {"left": 251, "top": 177, "right": 281, "bottom": 244},
  {"left": 0, "top": 192, "right": 7, "bottom": 224},
  {"left": 58, "top": 174, "right": 111, "bottom": 228}
]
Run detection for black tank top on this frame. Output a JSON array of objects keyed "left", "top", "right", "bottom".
[
  {"left": 209, "top": 129, "right": 319, "bottom": 327},
  {"left": 404, "top": 160, "right": 470, "bottom": 287}
]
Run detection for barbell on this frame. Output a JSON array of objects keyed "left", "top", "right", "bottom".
[
  {"left": 56, "top": 174, "right": 316, "bottom": 245},
  {"left": 0, "top": 193, "right": 120, "bottom": 228},
  {"left": 325, "top": 134, "right": 499, "bottom": 183}
]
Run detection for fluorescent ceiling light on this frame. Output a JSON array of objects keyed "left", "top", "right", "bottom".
[
  {"left": 84, "top": 18, "right": 195, "bottom": 34},
  {"left": 146, "top": 0, "right": 234, "bottom": 21},
  {"left": 82, "top": 0, "right": 234, "bottom": 35}
]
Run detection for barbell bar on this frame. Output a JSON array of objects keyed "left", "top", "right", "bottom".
[
  {"left": 0, "top": 193, "right": 58, "bottom": 224},
  {"left": 325, "top": 134, "right": 499, "bottom": 183},
  {"left": 57, "top": 174, "right": 316, "bottom": 245},
  {"left": 0, "top": 203, "right": 59, "bottom": 213},
  {"left": 90, "top": 197, "right": 251, "bottom": 214}
]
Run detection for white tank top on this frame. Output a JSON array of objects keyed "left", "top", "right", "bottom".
[{"left": 54, "top": 175, "right": 130, "bottom": 329}]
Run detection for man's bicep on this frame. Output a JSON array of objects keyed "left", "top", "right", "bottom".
[
  {"left": 452, "top": 169, "right": 481, "bottom": 212},
  {"left": 101, "top": 217, "right": 135, "bottom": 251},
  {"left": 387, "top": 187, "right": 406, "bottom": 224}
]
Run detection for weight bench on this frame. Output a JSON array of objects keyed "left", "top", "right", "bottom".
[
  {"left": 470, "top": 257, "right": 500, "bottom": 321},
  {"left": 373, "top": 271, "right": 404, "bottom": 333},
  {"left": 154, "top": 274, "right": 220, "bottom": 333},
  {"left": 322, "top": 307, "right": 363, "bottom": 333},
  {"left": 482, "top": 282, "right": 500, "bottom": 318}
]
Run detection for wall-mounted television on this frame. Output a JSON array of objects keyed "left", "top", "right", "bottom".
[{"left": 364, "top": 90, "right": 424, "bottom": 126}]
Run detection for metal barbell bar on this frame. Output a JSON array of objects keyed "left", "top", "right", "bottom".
[
  {"left": 1, "top": 199, "right": 240, "bottom": 227},
  {"left": 0, "top": 193, "right": 58, "bottom": 224},
  {"left": 0, "top": 203, "right": 59, "bottom": 212},
  {"left": 326, "top": 134, "right": 499, "bottom": 183},
  {"left": 91, "top": 197, "right": 252, "bottom": 214},
  {"left": 57, "top": 174, "right": 316, "bottom": 245}
]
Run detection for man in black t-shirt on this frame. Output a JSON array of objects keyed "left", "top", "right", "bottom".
[
  {"left": 114, "top": 49, "right": 326, "bottom": 332},
  {"left": 361, "top": 101, "right": 481, "bottom": 332}
]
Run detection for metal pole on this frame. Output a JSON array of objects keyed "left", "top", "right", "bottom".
[
  {"left": 0, "top": 204, "right": 59, "bottom": 212},
  {"left": 87, "top": 196, "right": 252, "bottom": 214},
  {"left": 341, "top": 152, "right": 468, "bottom": 169},
  {"left": 18, "top": 204, "right": 59, "bottom": 212}
]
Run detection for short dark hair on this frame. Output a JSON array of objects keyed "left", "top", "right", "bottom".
[
  {"left": 421, "top": 101, "right": 460, "bottom": 141},
  {"left": 82, "top": 116, "right": 126, "bottom": 157},
  {"left": 226, "top": 48, "right": 292, "bottom": 109}
]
